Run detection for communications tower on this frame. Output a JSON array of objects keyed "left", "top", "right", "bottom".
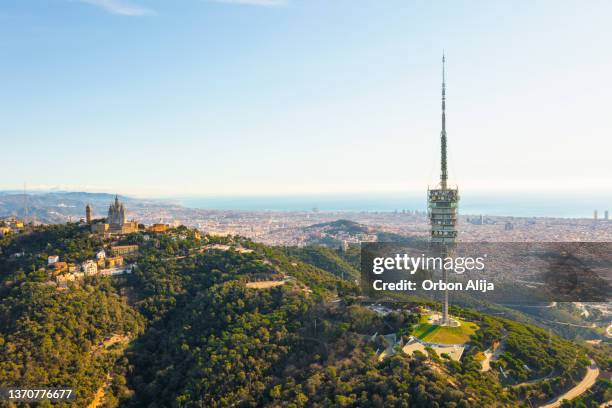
[{"left": 428, "top": 53, "right": 459, "bottom": 326}]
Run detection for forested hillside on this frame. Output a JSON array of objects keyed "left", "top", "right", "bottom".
[
  {"left": 0, "top": 224, "right": 601, "bottom": 407},
  {"left": 281, "top": 246, "right": 361, "bottom": 280}
]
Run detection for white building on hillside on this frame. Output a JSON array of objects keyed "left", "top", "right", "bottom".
[{"left": 81, "top": 260, "right": 98, "bottom": 275}]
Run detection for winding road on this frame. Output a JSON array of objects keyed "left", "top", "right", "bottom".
[{"left": 539, "top": 361, "right": 599, "bottom": 408}]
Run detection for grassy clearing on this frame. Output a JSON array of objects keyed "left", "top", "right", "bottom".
[{"left": 412, "top": 315, "right": 479, "bottom": 345}]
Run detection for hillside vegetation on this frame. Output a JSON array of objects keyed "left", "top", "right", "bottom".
[{"left": 0, "top": 224, "right": 599, "bottom": 407}]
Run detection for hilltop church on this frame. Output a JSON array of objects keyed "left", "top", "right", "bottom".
[{"left": 90, "top": 195, "right": 139, "bottom": 236}]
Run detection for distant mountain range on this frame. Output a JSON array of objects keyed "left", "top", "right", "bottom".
[{"left": 0, "top": 191, "right": 176, "bottom": 224}]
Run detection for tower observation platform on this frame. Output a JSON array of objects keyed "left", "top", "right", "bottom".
[{"left": 428, "top": 53, "right": 459, "bottom": 326}]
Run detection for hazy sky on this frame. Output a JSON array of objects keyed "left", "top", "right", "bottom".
[{"left": 1, "top": 0, "right": 610, "bottom": 197}]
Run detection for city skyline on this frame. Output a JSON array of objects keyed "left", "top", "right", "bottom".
[{"left": 1, "top": 1, "right": 611, "bottom": 196}]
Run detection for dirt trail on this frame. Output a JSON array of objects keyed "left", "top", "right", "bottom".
[
  {"left": 481, "top": 338, "right": 505, "bottom": 372},
  {"left": 87, "top": 373, "right": 111, "bottom": 408},
  {"left": 246, "top": 280, "right": 286, "bottom": 289},
  {"left": 87, "top": 334, "right": 130, "bottom": 408}
]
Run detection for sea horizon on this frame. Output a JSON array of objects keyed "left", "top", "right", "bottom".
[{"left": 175, "top": 192, "right": 612, "bottom": 219}]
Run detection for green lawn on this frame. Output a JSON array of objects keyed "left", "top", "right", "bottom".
[{"left": 412, "top": 315, "right": 479, "bottom": 345}]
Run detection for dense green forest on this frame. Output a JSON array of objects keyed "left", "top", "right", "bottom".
[
  {"left": 280, "top": 246, "right": 361, "bottom": 281},
  {"left": 0, "top": 224, "right": 606, "bottom": 407}
]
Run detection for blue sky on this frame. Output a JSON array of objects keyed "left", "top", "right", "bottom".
[{"left": 1, "top": 0, "right": 610, "bottom": 197}]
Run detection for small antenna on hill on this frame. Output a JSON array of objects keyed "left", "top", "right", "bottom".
[{"left": 23, "top": 182, "right": 29, "bottom": 224}]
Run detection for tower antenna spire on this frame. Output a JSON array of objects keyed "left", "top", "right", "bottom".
[{"left": 440, "top": 51, "right": 448, "bottom": 190}]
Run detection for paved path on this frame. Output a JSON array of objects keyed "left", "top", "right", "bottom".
[{"left": 539, "top": 361, "right": 599, "bottom": 408}]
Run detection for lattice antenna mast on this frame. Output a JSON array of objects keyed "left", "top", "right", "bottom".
[
  {"left": 23, "top": 182, "right": 28, "bottom": 223},
  {"left": 440, "top": 53, "right": 448, "bottom": 190}
]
